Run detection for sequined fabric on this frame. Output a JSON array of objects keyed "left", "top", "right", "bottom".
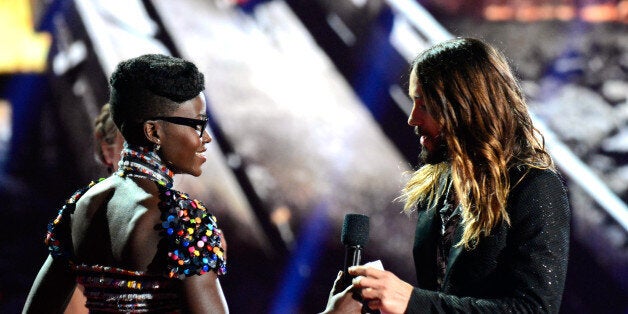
[
  {"left": 46, "top": 180, "right": 99, "bottom": 261},
  {"left": 74, "top": 265, "right": 182, "bottom": 313},
  {"left": 44, "top": 144, "right": 226, "bottom": 312},
  {"left": 158, "top": 188, "right": 227, "bottom": 278},
  {"left": 409, "top": 167, "right": 571, "bottom": 313}
]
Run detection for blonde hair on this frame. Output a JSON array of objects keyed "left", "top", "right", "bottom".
[
  {"left": 94, "top": 103, "right": 121, "bottom": 166},
  {"left": 401, "top": 38, "right": 553, "bottom": 249}
]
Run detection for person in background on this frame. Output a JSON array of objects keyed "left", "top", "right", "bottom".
[
  {"left": 23, "top": 54, "right": 228, "bottom": 313},
  {"left": 93, "top": 103, "right": 125, "bottom": 174},
  {"left": 324, "top": 37, "right": 570, "bottom": 313}
]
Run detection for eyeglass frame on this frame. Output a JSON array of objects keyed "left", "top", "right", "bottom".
[{"left": 148, "top": 116, "right": 208, "bottom": 138}]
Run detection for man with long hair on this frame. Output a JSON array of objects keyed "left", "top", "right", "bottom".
[{"left": 324, "top": 38, "right": 570, "bottom": 313}]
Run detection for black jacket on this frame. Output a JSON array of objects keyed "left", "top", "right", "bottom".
[{"left": 407, "top": 168, "right": 570, "bottom": 313}]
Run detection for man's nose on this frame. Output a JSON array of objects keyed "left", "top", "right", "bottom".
[{"left": 408, "top": 108, "right": 421, "bottom": 126}]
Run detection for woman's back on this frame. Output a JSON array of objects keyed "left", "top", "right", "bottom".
[
  {"left": 43, "top": 162, "right": 226, "bottom": 312},
  {"left": 71, "top": 176, "right": 163, "bottom": 271}
]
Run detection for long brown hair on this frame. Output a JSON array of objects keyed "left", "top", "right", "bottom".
[{"left": 401, "top": 38, "right": 553, "bottom": 249}]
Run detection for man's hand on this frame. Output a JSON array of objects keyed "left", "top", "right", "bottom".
[{"left": 349, "top": 266, "right": 413, "bottom": 314}]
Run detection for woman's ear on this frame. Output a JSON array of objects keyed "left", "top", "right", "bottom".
[
  {"left": 143, "top": 121, "right": 161, "bottom": 146},
  {"left": 100, "top": 141, "right": 115, "bottom": 168}
]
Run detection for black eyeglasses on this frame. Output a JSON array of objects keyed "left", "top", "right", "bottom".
[{"left": 149, "top": 116, "right": 208, "bottom": 138}]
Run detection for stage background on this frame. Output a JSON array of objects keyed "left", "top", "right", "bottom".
[{"left": 1, "top": 0, "right": 626, "bottom": 313}]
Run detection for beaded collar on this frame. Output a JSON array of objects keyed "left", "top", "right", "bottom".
[{"left": 116, "top": 143, "right": 174, "bottom": 188}]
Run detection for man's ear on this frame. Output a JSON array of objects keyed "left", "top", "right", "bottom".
[{"left": 143, "top": 121, "right": 161, "bottom": 146}]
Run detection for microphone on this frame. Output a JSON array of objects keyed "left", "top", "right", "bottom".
[{"left": 337, "top": 213, "right": 370, "bottom": 292}]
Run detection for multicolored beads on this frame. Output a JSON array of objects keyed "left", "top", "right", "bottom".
[
  {"left": 116, "top": 143, "right": 174, "bottom": 188},
  {"left": 158, "top": 187, "right": 226, "bottom": 278},
  {"left": 73, "top": 264, "right": 169, "bottom": 290}
]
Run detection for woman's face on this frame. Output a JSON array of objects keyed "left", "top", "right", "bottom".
[
  {"left": 157, "top": 94, "right": 211, "bottom": 176},
  {"left": 101, "top": 132, "right": 125, "bottom": 172}
]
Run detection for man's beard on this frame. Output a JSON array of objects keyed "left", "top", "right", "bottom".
[{"left": 419, "top": 136, "right": 448, "bottom": 165}]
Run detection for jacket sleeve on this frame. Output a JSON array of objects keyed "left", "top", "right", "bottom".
[{"left": 406, "top": 169, "right": 571, "bottom": 313}]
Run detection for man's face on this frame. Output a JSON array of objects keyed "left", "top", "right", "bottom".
[{"left": 407, "top": 93, "right": 448, "bottom": 165}]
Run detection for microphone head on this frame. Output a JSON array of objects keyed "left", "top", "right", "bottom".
[{"left": 341, "top": 214, "right": 370, "bottom": 247}]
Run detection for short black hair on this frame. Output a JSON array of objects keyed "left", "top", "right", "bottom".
[{"left": 109, "top": 54, "right": 205, "bottom": 145}]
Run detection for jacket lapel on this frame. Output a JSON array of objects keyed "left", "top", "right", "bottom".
[
  {"left": 413, "top": 208, "right": 440, "bottom": 289},
  {"left": 415, "top": 209, "right": 437, "bottom": 246}
]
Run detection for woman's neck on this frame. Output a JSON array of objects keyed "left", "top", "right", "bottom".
[{"left": 116, "top": 142, "right": 174, "bottom": 188}]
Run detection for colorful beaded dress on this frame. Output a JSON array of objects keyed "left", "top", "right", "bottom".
[{"left": 45, "top": 144, "right": 226, "bottom": 313}]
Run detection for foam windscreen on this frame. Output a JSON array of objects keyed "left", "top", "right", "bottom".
[{"left": 341, "top": 214, "right": 370, "bottom": 247}]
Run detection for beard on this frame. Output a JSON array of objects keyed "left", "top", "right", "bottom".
[{"left": 419, "top": 136, "right": 448, "bottom": 165}]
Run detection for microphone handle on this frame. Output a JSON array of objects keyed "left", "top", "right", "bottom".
[
  {"left": 335, "top": 245, "right": 362, "bottom": 293},
  {"left": 340, "top": 245, "right": 380, "bottom": 314},
  {"left": 343, "top": 245, "right": 363, "bottom": 273}
]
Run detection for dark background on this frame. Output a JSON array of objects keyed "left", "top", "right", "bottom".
[{"left": 1, "top": 0, "right": 626, "bottom": 313}]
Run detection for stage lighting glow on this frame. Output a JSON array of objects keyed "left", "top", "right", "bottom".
[{"left": 0, "top": 0, "right": 51, "bottom": 73}]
